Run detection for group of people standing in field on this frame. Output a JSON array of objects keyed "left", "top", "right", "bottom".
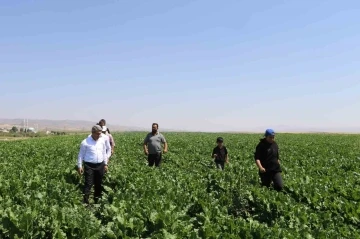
[{"left": 76, "top": 120, "right": 283, "bottom": 204}]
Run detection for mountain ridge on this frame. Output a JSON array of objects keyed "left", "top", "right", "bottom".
[{"left": 0, "top": 118, "right": 359, "bottom": 133}]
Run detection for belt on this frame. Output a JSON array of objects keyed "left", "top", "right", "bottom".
[{"left": 84, "top": 161, "right": 104, "bottom": 166}]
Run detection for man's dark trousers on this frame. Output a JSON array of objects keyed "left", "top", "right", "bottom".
[
  {"left": 259, "top": 171, "right": 283, "bottom": 191},
  {"left": 215, "top": 160, "right": 225, "bottom": 170},
  {"left": 83, "top": 162, "right": 105, "bottom": 203},
  {"left": 148, "top": 153, "right": 162, "bottom": 167}
]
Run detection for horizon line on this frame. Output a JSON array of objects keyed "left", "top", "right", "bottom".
[{"left": 1, "top": 118, "right": 360, "bottom": 134}]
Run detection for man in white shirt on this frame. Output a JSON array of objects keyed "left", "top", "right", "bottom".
[
  {"left": 88, "top": 126, "right": 111, "bottom": 158},
  {"left": 77, "top": 125, "right": 111, "bottom": 204}
]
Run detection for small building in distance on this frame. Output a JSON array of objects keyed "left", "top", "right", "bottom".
[
  {"left": 27, "top": 127, "right": 36, "bottom": 133},
  {"left": 19, "top": 127, "right": 37, "bottom": 133}
]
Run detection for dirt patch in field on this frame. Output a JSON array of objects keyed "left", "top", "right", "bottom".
[{"left": 0, "top": 137, "right": 29, "bottom": 141}]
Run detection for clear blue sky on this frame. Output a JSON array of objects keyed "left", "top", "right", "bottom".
[{"left": 1, "top": 0, "right": 360, "bottom": 131}]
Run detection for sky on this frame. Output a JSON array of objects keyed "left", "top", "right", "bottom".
[{"left": 1, "top": 0, "right": 360, "bottom": 132}]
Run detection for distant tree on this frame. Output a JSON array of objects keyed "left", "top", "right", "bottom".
[{"left": 10, "top": 126, "right": 18, "bottom": 133}]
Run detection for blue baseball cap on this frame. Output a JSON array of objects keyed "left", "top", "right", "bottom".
[{"left": 264, "top": 129, "right": 275, "bottom": 136}]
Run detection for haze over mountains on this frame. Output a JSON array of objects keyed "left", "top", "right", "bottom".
[
  {"left": 0, "top": 118, "right": 359, "bottom": 133},
  {"left": 0, "top": 118, "right": 146, "bottom": 132}
]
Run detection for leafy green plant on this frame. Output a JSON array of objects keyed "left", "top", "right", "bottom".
[{"left": 0, "top": 133, "right": 359, "bottom": 238}]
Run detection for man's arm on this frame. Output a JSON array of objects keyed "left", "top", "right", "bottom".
[
  {"left": 109, "top": 135, "right": 115, "bottom": 153},
  {"left": 102, "top": 141, "right": 109, "bottom": 172},
  {"left": 105, "top": 138, "right": 111, "bottom": 160},
  {"left": 163, "top": 142, "right": 168, "bottom": 152},
  {"left": 143, "top": 135, "right": 149, "bottom": 154},
  {"left": 225, "top": 147, "right": 229, "bottom": 163},
  {"left": 212, "top": 148, "right": 216, "bottom": 158},
  {"left": 77, "top": 142, "right": 85, "bottom": 174},
  {"left": 254, "top": 144, "right": 266, "bottom": 172},
  {"left": 255, "top": 159, "right": 264, "bottom": 168},
  {"left": 143, "top": 142, "right": 148, "bottom": 152},
  {"left": 161, "top": 135, "right": 168, "bottom": 153},
  {"left": 103, "top": 141, "right": 108, "bottom": 165}
]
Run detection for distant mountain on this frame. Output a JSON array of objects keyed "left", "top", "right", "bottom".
[
  {"left": 1, "top": 118, "right": 359, "bottom": 133},
  {"left": 270, "top": 125, "right": 360, "bottom": 133},
  {"left": 0, "top": 118, "right": 147, "bottom": 132},
  {"left": 226, "top": 125, "right": 360, "bottom": 134}
]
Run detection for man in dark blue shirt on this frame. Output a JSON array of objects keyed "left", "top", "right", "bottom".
[{"left": 254, "top": 129, "right": 283, "bottom": 191}]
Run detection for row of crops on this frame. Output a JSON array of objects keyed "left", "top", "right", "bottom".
[{"left": 0, "top": 132, "right": 359, "bottom": 238}]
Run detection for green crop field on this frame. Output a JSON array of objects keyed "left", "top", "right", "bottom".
[{"left": 0, "top": 132, "right": 359, "bottom": 238}]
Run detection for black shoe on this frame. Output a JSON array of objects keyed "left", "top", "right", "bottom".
[
  {"left": 94, "top": 196, "right": 102, "bottom": 204},
  {"left": 83, "top": 196, "right": 89, "bottom": 204}
]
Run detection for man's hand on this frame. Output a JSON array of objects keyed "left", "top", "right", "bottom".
[
  {"left": 104, "top": 165, "right": 108, "bottom": 172},
  {"left": 144, "top": 150, "right": 149, "bottom": 155},
  {"left": 77, "top": 167, "right": 83, "bottom": 175},
  {"left": 259, "top": 167, "right": 266, "bottom": 173},
  {"left": 163, "top": 148, "right": 168, "bottom": 153},
  {"left": 278, "top": 160, "right": 280, "bottom": 165},
  {"left": 213, "top": 154, "right": 217, "bottom": 158}
]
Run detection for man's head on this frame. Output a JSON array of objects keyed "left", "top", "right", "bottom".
[
  {"left": 264, "top": 129, "right": 275, "bottom": 143},
  {"left": 216, "top": 137, "right": 224, "bottom": 147},
  {"left": 91, "top": 125, "right": 103, "bottom": 140},
  {"left": 102, "top": 126, "right": 107, "bottom": 134},
  {"left": 99, "top": 119, "right": 106, "bottom": 127},
  {"left": 152, "top": 123, "right": 158, "bottom": 133}
]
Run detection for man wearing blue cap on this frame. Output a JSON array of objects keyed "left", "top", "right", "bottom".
[{"left": 254, "top": 129, "right": 283, "bottom": 191}]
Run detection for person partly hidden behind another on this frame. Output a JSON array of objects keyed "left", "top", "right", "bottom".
[
  {"left": 212, "top": 137, "right": 229, "bottom": 170},
  {"left": 254, "top": 129, "right": 283, "bottom": 191}
]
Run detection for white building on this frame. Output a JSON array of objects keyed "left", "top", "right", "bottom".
[{"left": 27, "top": 127, "right": 36, "bottom": 133}]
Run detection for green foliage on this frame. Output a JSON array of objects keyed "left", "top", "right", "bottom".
[
  {"left": 0, "top": 133, "right": 359, "bottom": 238},
  {"left": 10, "top": 126, "right": 18, "bottom": 133}
]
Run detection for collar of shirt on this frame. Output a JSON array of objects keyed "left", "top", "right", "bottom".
[
  {"left": 87, "top": 135, "right": 101, "bottom": 141},
  {"left": 88, "top": 133, "right": 107, "bottom": 139}
]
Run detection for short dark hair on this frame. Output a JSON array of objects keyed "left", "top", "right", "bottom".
[
  {"left": 152, "top": 123, "right": 158, "bottom": 128},
  {"left": 92, "top": 125, "right": 102, "bottom": 132}
]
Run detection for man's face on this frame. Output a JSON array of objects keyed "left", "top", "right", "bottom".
[
  {"left": 217, "top": 141, "right": 223, "bottom": 147},
  {"left": 92, "top": 130, "right": 102, "bottom": 140},
  {"left": 152, "top": 124, "right": 158, "bottom": 133},
  {"left": 99, "top": 122, "right": 105, "bottom": 127},
  {"left": 266, "top": 135, "right": 275, "bottom": 143}
]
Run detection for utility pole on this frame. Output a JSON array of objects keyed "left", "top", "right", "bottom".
[{"left": 23, "top": 119, "right": 26, "bottom": 136}]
